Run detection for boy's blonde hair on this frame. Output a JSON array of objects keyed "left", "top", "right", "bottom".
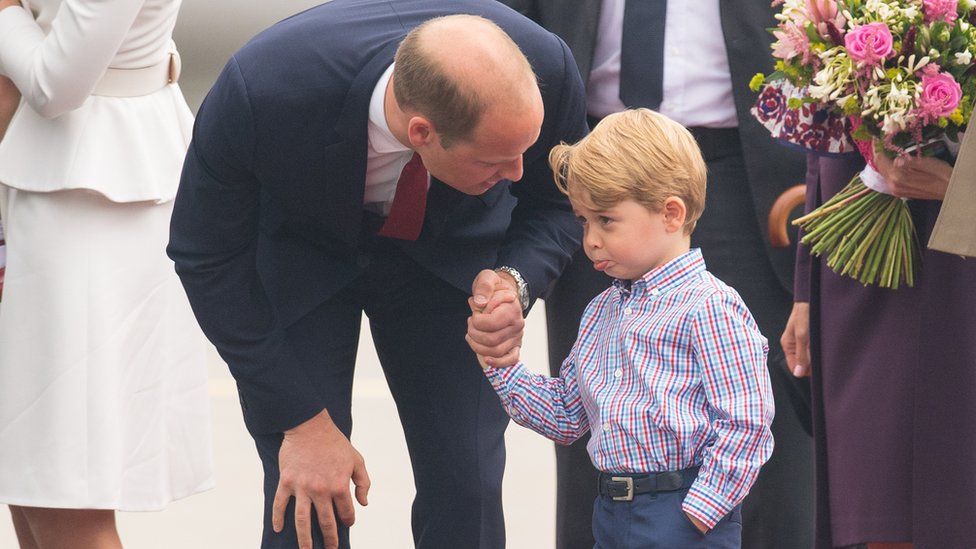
[{"left": 549, "top": 108, "right": 707, "bottom": 234}]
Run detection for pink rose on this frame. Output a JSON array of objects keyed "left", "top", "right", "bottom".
[
  {"left": 844, "top": 23, "right": 894, "bottom": 65},
  {"left": 919, "top": 71, "right": 963, "bottom": 118},
  {"left": 923, "top": 0, "right": 959, "bottom": 23}
]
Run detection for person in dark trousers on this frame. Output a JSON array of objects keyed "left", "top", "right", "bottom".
[
  {"left": 498, "top": 1, "right": 814, "bottom": 547},
  {"left": 168, "top": 3, "right": 588, "bottom": 548}
]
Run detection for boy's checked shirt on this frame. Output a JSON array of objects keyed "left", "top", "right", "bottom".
[{"left": 484, "top": 249, "right": 774, "bottom": 529}]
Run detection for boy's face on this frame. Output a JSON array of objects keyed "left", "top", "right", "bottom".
[{"left": 571, "top": 194, "right": 677, "bottom": 281}]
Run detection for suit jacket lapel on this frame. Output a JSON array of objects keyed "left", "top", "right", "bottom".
[{"left": 329, "top": 38, "right": 403, "bottom": 248}]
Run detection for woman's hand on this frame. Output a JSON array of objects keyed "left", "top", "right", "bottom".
[
  {"left": 0, "top": 0, "right": 22, "bottom": 11},
  {"left": 873, "top": 141, "right": 953, "bottom": 200},
  {"left": 0, "top": 76, "right": 21, "bottom": 140}
]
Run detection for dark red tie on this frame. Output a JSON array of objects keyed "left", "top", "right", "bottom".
[{"left": 378, "top": 152, "right": 428, "bottom": 241}]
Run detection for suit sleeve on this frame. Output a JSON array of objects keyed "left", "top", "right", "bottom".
[
  {"left": 496, "top": 37, "right": 588, "bottom": 301},
  {"left": 0, "top": 0, "right": 145, "bottom": 118},
  {"left": 168, "top": 56, "right": 325, "bottom": 435},
  {"left": 793, "top": 153, "right": 819, "bottom": 302}
]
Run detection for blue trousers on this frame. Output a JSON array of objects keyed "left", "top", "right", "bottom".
[
  {"left": 592, "top": 488, "right": 742, "bottom": 548},
  {"left": 250, "top": 244, "right": 509, "bottom": 548}
]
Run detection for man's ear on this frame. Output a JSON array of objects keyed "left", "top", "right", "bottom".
[
  {"left": 662, "top": 196, "right": 687, "bottom": 233},
  {"left": 406, "top": 116, "right": 436, "bottom": 149}
]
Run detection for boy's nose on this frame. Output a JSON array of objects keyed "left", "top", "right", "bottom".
[{"left": 584, "top": 229, "right": 601, "bottom": 249}]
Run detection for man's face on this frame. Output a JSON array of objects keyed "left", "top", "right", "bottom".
[{"left": 418, "top": 104, "right": 543, "bottom": 195}]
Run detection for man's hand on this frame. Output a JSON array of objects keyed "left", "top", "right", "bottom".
[
  {"left": 873, "top": 144, "right": 953, "bottom": 200},
  {"left": 0, "top": 0, "right": 22, "bottom": 11},
  {"left": 272, "top": 409, "right": 370, "bottom": 549},
  {"left": 781, "top": 302, "right": 811, "bottom": 378},
  {"left": 466, "top": 269, "right": 525, "bottom": 368}
]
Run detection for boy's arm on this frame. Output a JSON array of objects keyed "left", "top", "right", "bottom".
[
  {"left": 683, "top": 291, "right": 775, "bottom": 530},
  {"left": 481, "top": 354, "right": 590, "bottom": 445}
]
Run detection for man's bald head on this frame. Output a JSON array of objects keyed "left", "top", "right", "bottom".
[{"left": 393, "top": 15, "right": 540, "bottom": 146}]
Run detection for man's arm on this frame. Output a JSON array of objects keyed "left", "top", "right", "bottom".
[
  {"left": 168, "top": 56, "right": 324, "bottom": 435},
  {"left": 496, "top": 37, "right": 588, "bottom": 303},
  {"left": 468, "top": 35, "right": 587, "bottom": 364},
  {"left": 685, "top": 291, "right": 775, "bottom": 531},
  {"left": 169, "top": 56, "right": 369, "bottom": 549}
]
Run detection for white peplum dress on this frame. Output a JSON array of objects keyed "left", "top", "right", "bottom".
[{"left": 0, "top": 0, "right": 215, "bottom": 510}]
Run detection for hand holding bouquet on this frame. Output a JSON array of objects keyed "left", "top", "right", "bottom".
[{"left": 751, "top": 0, "right": 976, "bottom": 289}]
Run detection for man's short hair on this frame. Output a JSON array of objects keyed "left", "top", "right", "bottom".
[
  {"left": 549, "top": 108, "right": 707, "bottom": 234},
  {"left": 393, "top": 15, "right": 535, "bottom": 146}
]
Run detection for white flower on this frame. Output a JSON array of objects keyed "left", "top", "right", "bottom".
[{"left": 956, "top": 51, "right": 973, "bottom": 65}]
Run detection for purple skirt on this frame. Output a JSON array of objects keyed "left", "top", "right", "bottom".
[{"left": 803, "top": 154, "right": 976, "bottom": 548}]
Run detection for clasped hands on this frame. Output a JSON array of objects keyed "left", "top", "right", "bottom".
[{"left": 465, "top": 269, "right": 525, "bottom": 369}]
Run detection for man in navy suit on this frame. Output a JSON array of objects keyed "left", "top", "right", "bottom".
[{"left": 168, "top": 2, "right": 587, "bottom": 548}]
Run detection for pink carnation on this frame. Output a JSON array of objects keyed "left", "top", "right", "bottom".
[
  {"left": 919, "top": 70, "right": 963, "bottom": 119},
  {"left": 923, "top": 0, "right": 959, "bottom": 23},
  {"left": 844, "top": 22, "right": 894, "bottom": 65},
  {"left": 772, "top": 23, "right": 811, "bottom": 62}
]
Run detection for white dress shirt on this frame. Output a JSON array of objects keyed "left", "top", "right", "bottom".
[
  {"left": 364, "top": 62, "right": 426, "bottom": 216},
  {"left": 586, "top": 0, "right": 738, "bottom": 128},
  {"left": 0, "top": 0, "right": 192, "bottom": 202}
]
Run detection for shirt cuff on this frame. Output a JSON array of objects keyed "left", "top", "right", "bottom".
[
  {"left": 483, "top": 362, "right": 530, "bottom": 407},
  {"left": 682, "top": 481, "right": 733, "bottom": 531}
]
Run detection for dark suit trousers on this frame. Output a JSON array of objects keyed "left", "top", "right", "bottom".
[
  {"left": 251, "top": 241, "right": 509, "bottom": 549},
  {"left": 545, "top": 128, "right": 814, "bottom": 549}
]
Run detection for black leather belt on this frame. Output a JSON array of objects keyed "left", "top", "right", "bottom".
[{"left": 598, "top": 466, "right": 700, "bottom": 502}]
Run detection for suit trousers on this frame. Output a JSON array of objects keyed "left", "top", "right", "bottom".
[
  {"left": 251, "top": 240, "right": 509, "bottom": 549},
  {"left": 544, "top": 128, "right": 814, "bottom": 549}
]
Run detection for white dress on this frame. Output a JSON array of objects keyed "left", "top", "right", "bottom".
[{"left": 0, "top": 0, "right": 215, "bottom": 510}]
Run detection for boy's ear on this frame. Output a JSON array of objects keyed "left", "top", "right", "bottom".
[{"left": 662, "top": 197, "right": 687, "bottom": 233}]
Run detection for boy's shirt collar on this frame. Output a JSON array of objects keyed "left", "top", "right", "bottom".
[{"left": 612, "top": 248, "right": 705, "bottom": 298}]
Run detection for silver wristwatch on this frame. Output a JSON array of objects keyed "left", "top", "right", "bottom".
[{"left": 495, "top": 266, "right": 529, "bottom": 312}]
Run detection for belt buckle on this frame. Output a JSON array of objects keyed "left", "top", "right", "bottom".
[{"left": 610, "top": 476, "right": 634, "bottom": 502}]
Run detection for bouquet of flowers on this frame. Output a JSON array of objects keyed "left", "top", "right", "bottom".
[{"left": 751, "top": 0, "right": 976, "bottom": 289}]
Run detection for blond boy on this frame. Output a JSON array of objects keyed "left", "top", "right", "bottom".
[{"left": 472, "top": 109, "right": 774, "bottom": 547}]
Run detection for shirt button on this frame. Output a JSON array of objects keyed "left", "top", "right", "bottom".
[
  {"left": 651, "top": 288, "right": 661, "bottom": 296},
  {"left": 624, "top": 307, "right": 633, "bottom": 315},
  {"left": 357, "top": 255, "right": 371, "bottom": 269},
  {"left": 613, "top": 369, "right": 622, "bottom": 379}
]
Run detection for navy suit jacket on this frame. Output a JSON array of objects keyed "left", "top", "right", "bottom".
[{"left": 168, "top": 0, "right": 588, "bottom": 434}]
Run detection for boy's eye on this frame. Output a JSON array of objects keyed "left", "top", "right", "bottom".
[
  {"left": 576, "top": 215, "right": 588, "bottom": 225},
  {"left": 599, "top": 216, "right": 613, "bottom": 226}
]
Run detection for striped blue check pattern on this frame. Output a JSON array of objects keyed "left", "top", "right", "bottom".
[{"left": 484, "top": 249, "right": 774, "bottom": 528}]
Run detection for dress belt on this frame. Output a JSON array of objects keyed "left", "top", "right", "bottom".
[{"left": 92, "top": 48, "right": 182, "bottom": 98}]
